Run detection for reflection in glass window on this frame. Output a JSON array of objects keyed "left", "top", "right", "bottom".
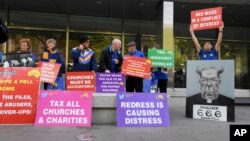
[
  {"left": 221, "top": 41, "right": 250, "bottom": 89},
  {"left": 174, "top": 39, "right": 195, "bottom": 88}
]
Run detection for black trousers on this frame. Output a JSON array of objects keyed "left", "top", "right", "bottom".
[
  {"left": 44, "top": 82, "right": 49, "bottom": 90},
  {"left": 157, "top": 79, "right": 168, "bottom": 93},
  {"left": 126, "top": 76, "right": 143, "bottom": 92}
]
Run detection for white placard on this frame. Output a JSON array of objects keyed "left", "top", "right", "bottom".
[{"left": 193, "top": 105, "right": 227, "bottom": 121}]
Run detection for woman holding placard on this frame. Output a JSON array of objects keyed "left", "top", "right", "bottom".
[{"left": 190, "top": 23, "right": 224, "bottom": 60}]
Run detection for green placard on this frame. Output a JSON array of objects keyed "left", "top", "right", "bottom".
[{"left": 148, "top": 49, "right": 174, "bottom": 68}]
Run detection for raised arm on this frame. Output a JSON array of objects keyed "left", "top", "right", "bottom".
[
  {"left": 215, "top": 22, "right": 224, "bottom": 52},
  {"left": 190, "top": 25, "right": 202, "bottom": 53}
]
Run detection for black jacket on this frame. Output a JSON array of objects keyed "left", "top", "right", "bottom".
[
  {"left": 0, "top": 17, "right": 9, "bottom": 43},
  {"left": 99, "top": 46, "right": 123, "bottom": 72}
]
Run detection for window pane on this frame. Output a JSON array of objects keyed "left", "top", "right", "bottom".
[
  {"left": 8, "top": 29, "right": 66, "bottom": 62},
  {"left": 174, "top": 39, "right": 195, "bottom": 88},
  {"left": 221, "top": 41, "right": 250, "bottom": 89}
]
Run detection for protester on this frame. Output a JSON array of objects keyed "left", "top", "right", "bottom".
[
  {"left": 125, "top": 41, "right": 144, "bottom": 92},
  {"left": 99, "top": 39, "right": 123, "bottom": 73},
  {"left": 71, "top": 34, "right": 97, "bottom": 72},
  {"left": 40, "top": 38, "right": 65, "bottom": 90},
  {"left": 190, "top": 23, "right": 224, "bottom": 60},
  {"left": 15, "top": 38, "right": 36, "bottom": 67}
]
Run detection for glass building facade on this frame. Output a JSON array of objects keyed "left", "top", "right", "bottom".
[{"left": 0, "top": 0, "right": 250, "bottom": 90}]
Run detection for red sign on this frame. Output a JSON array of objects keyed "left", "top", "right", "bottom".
[
  {"left": 191, "top": 7, "right": 222, "bottom": 30},
  {"left": 0, "top": 67, "right": 40, "bottom": 124},
  {"left": 121, "top": 56, "right": 152, "bottom": 78},
  {"left": 66, "top": 72, "right": 95, "bottom": 91},
  {"left": 40, "top": 62, "right": 61, "bottom": 84}
]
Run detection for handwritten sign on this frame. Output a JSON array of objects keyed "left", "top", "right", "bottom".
[
  {"left": 193, "top": 105, "right": 227, "bottom": 121},
  {"left": 40, "top": 62, "right": 61, "bottom": 84}
]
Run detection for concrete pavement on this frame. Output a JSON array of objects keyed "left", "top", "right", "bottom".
[{"left": 0, "top": 97, "right": 249, "bottom": 141}]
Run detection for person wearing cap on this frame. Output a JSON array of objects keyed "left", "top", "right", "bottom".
[
  {"left": 126, "top": 41, "right": 145, "bottom": 92},
  {"left": 40, "top": 38, "right": 65, "bottom": 90},
  {"left": 99, "top": 39, "right": 123, "bottom": 73},
  {"left": 126, "top": 41, "right": 144, "bottom": 58},
  {"left": 71, "top": 34, "right": 97, "bottom": 72},
  {"left": 190, "top": 22, "right": 224, "bottom": 60}
]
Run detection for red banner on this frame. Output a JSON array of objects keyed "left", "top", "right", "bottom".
[
  {"left": 0, "top": 67, "right": 40, "bottom": 124},
  {"left": 66, "top": 72, "right": 95, "bottom": 91},
  {"left": 191, "top": 7, "right": 222, "bottom": 30},
  {"left": 121, "top": 56, "right": 152, "bottom": 78},
  {"left": 40, "top": 62, "right": 61, "bottom": 84}
]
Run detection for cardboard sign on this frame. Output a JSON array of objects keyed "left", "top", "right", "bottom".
[
  {"left": 148, "top": 49, "right": 174, "bottom": 68},
  {"left": 186, "top": 60, "right": 235, "bottom": 122},
  {"left": 35, "top": 91, "right": 92, "bottom": 126},
  {"left": 96, "top": 73, "right": 125, "bottom": 93},
  {"left": 66, "top": 72, "right": 95, "bottom": 91},
  {"left": 121, "top": 56, "right": 152, "bottom": 78},
  {"left": 191, "top": 7, "right": 222, "bottom": 30},
  {"left": 116, "top": 93, "right": 170, "bottom": 127},
  {"left": 0, "top": 67, "right": 40, "bottom": 124},
  {"left": 40, "top": 62, "right": 61, "bottom": 84}
]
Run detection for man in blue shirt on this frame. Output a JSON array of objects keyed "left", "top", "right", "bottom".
[
  {"left": 190, "top": 23, "right": 224, "bottom": 60},
  {"left": 127, "top": 41, "right": 144, "bottom": 58},
  {"left": 126, "top": 41, "right": 145, "bottom": 92}
]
